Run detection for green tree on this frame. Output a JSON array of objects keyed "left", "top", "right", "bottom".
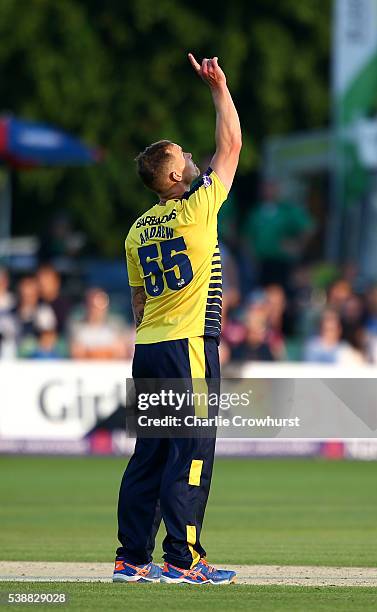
[{"left": 0, "top": 0, "right": 331, "bottom": 256}]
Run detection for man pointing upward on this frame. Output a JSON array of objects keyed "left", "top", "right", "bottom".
[{"left": 113, "top": 53, "right": 242, "bottom": 585}]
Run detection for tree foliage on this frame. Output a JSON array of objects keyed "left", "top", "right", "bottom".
[{"left": 0, "top": 0, "right": 331, "bottom": 255}]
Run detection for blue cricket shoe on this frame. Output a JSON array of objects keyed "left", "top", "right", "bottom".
[
  {"left": 160, "top": 558, "right": 236, "bottom": 584},
  {"left": 113, "top": 557, "right": 162, "bottom": 583}
]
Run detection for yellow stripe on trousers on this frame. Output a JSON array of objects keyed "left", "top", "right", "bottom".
[
  {"left": 188, "top": 337, "right": 208, "bottom": 418},
  {"left": 189, "top": 459, "right": 203, "bottom": 486},
  {"left": 186, "top": 525, "right": 201, "bottom": 568}
]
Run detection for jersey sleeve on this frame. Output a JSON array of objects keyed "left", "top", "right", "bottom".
[
  {"left": 125, "top": 238, "right": 143, "bottom": 287},
  {"left": 182, "top": 167, "right": 228, "bottom": 226}
]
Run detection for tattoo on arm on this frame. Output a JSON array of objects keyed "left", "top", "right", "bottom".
[{"left": 131, "top": 286, "right": 147, "bottom": 328}]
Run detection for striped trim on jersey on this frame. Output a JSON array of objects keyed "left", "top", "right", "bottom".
[
  {"left": 204, "top": 243, "right": 222, "bottom": 338},
  {"left": 182, "top": 167, "right": 213, "bottom": 200}
]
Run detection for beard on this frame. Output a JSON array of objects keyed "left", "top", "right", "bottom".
[
  {"left": 183, "top": 162, "right": 200, "bottom": 186},
  {"left": 191, "top": 163, "right": 200, "bottom": 180}
]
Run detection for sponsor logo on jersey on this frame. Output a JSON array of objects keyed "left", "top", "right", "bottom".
[
  {"left": 203, "top": 175, "right": 212, "bottom": 188},
  {"left": 136, "top": 209, "right": 177, "bottom": 228}
]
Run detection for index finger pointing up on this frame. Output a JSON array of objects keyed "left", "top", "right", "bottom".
[{"left": 188, "top": 53, "right": 201, "bottom": 73}]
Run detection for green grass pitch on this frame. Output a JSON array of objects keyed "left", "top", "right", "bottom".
[
  {"left": 1, "top": 456, "right": 376, "bottom": 565},
  {"left": 0, "top": 583, "right": 377, "bottom": 612},
  {"left": 1, "top": 456, "right": 377, "bottom": 610}
]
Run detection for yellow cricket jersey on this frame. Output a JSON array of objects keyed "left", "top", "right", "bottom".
[{"left": 125, "top": 168, "right": 228, "bottom": 344}]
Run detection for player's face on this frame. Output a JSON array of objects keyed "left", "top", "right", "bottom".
[{"left": 171, "top": 143, "right": 200, "bottom": 184}]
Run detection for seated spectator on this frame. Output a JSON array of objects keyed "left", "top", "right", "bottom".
[
  {"left": 365, "top": 285, "right": 377, "bottom": 335},
  {"left": 0, "top": 267, "right": 17, "bottom": 358},
  {"left": 13, "top": 276, "right": 56, "bottom": 356},
  {"left": 220, "top": 242, "right": 244, "bottom": 350},
  {"left": 327, "top": 279, "right": 352, "bottom": 311},
  {"left": 231, "top": 302, "right": 274, "bottom": 362},
  {"left": 340, "top": 294, "right": 367, "bottom": 352},
  {"left": 0, "top": 267, "right": 14, "bottom": 312},
  {"left": 0, "top": 315, "right": 18, "bottom": 358},
  {"left": 70, "top": 288, "right": 130, "bottom": 359},
  {"left": 264, "top": 284, "right": 290, "bottom": 359},
  {"left": 364, "top": 286, "right": 377, "bottom": 363},
  {"left": 219, "top": 339, "right": 231, "bottom": 367},
  {"left": 37, "top": 264, "right": 71, "bottom": 333},
  {"left": 29, "top": 308, "right": 66, "bottom": 360},
  {"left": 304, "top": 309, "right": 365, "bottom": 364}
]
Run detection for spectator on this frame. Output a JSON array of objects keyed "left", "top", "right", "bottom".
[
  {"left": 340, "top": 294, "right": 367, "bottom": 351},
  {"left": 365, "top": 285, "right": 377, "bottom": 335},
  {"left": 327, "top": 279, "right": 353, "bottom": 310},
  {"left": 220, "top": 242, "right": 243, "bottom": 349},
  {"left": 264, "top": 284, "right": 290, "bottom": 359},
  {"left": 244, "top": 180, "right": 314, "bottom": 289},
  {"left": 13, "top": 276, "right": 56, "bottom": 356},
  {"left": 304, "top": 309, "right": 365, "bottom": 364},
  {"left": 38, "top": 211, "right": 85, "bottom": 262},
  {"left": 37, "top": 264, "right": 71, "bottom": 333},
  {"left": 29, "top": 308, "right": 66, "bottom": 360},
  {"left": 365, "top": 286, "right": 377, "bottom": 363},
  {"left": 70, "top": 288, "right": 130, "bottom": 359},
  {"left": 219, "top": 339, "right": 231, "bottom": 367},
  {"left": 0, "top": 267, "right": 14, "bottom": 312},
  {"left": 232, "top": 302, "right": 274, "bottom": 362},
  {"left": 0, "top": 267, "right": 17, "bottom": 358}
]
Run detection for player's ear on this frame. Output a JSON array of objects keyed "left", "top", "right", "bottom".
[{"left": 170, "top": 170, "right": 183, "bottom": 183}]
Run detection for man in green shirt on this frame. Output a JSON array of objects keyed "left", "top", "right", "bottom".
[{"left": 244, "top": 180, "right": 314, "bottom": 288}]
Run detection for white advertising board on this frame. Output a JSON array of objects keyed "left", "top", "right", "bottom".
[{"left": 0, "top": 361, "right": 132, "bottom": 441}]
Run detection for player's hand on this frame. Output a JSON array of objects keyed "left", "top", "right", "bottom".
[{"left": 188, "top": 53, "right": 227, "bottom": 89}]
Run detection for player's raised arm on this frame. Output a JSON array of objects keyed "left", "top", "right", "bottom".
[{"left": 188, "top": 53, "right": 242, "bottom": 192}]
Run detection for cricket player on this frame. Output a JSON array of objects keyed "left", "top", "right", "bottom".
[{"left": 113, "top": 53, "right": 241, "bottom": 585}]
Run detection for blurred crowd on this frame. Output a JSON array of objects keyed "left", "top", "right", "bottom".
[
  {"left": 0, "top": 265, "right": 134, "bottom": 360},
  {"left": 218, "top": 179, "right": 377, "bottom": 366},
  {"left": 1, "top": 180, "right": 377, "bottom": 365},
  {"left": 2, "top": 259, "right": 377, "bottom": 366},
  {"left": 220, "top": 269, "right": 377, "bottom": 366}
]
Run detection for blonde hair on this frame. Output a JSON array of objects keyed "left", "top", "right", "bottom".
[{"left": 135, "top": 140, "right": 174, "bottom": 193}]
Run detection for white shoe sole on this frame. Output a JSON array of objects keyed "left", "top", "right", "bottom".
[
  {"left": 160, "top": 575, "right": 236, "bottom": 585},
  {"left": 113, "top": 573, "right": 160, "bottom": 583}
]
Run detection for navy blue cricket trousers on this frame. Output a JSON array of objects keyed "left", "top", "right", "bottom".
[{"left": 116, "top": 336, "right": 219, "bottom": 569}]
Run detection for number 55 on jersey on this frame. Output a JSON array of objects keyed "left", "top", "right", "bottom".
[{"left": 125, "top": 168, "right": 227, "bottom": 344}]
